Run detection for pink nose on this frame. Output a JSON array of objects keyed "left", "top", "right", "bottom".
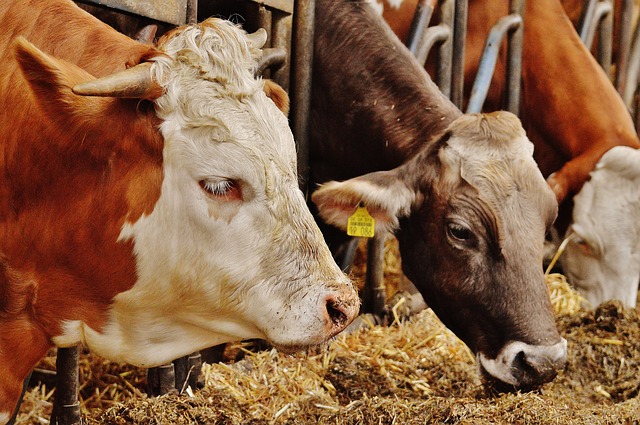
[{"left": 324, "top": 289, "right": 360, "bottom": 336}]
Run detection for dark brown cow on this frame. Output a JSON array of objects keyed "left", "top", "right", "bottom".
[
  {"left": 310, "top": 0, "right": 567, "bottom": 391},
  {"left": 0, "top": 1, "right": 360, "bottom": 421}
]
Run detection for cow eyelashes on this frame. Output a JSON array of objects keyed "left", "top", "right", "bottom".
[
  {"left": 446, "top": 221, "right": 473, "bottom": 243},
  {"left": 199, "top": 179, "right": 242, "bottom": 201}
]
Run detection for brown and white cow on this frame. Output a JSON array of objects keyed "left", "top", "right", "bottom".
[
  {"left": 379, "top": 0, "right": 640, "bottom": 308},
  {"left": 0, "top": 1, "right": 359, "bottom": 421},
  {"left": 310, "top": 0, "right": 567, "bottom": 392}
]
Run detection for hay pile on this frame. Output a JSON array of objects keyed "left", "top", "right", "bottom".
[{"left": 16, "top": 237, "right": 640, "bottom": 424}]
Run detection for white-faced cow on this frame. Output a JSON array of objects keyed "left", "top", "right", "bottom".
[
  {"left": 0, "top": 1, "right": 360, "bottom": 421},
  {"left": 310, "top": 0, "right": 567, "bottom": 391},
  {"left": 561, "top": 146, "right": 640, "bottom": 307}
]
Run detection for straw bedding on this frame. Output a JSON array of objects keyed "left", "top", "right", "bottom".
[{"left": 15, "top": 238, "right": 640, "bottom": 424}]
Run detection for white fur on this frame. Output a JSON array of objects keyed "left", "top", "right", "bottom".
[
  {"left": 478, "top": 339, "right": 567, "bottom": 386},
  {"left": 53, "top": 19, "right": 357, "bottom": 366},
  {"left": 0, "top": 412, "right": 9, "bottom": 425},
  {"left": 561, "top": 146, "right": 640, "bottom": 308}
]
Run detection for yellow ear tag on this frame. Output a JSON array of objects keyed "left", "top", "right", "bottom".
[{"left": 347, "top": 204, "right": 375, "bottom": 238}]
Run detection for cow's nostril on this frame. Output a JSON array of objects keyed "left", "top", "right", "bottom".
[{"left": 326, "top": 297, "right": 349, "bottom": 329}]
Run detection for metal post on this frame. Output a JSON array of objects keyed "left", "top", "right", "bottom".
[
  {"left": 615, "top": 0, "right": 634, "bottom": 94},
  {"left": 505, "top": 0, "right": 524, "bottom": 115},
  {"left": 405, "top": 0, "right": 436, "bottom": 57},
  {"left": 272, "top": 12, "right": 293, "bottom": 91},
  {"left": 450, "top": 0, "right": 468, "bottom": 108},
  {"left": 363, "top": 236, "right": 387, "bottom": 316},
  {"left": 187, "top": 352, "right": 203, "bottom": 390},
  {"left": 436, "top": 0, "right": 455, "bottom": 98},
  {"left": 291, "top": 0, "right": 315, "bottom": 191},
  {"left": 466, "top": 14, "right": 523, "bottom": 113},
  {"left": 186, "top": 0, "right": 197, "bottom": 24},
  {"left": 51, "top": 347, "right": 82, "bottom": 425},
  {"left": 594, "top": 1, "right": 613, "bottom": 75}
]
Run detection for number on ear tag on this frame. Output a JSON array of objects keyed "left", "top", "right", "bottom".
[{"left": 347, "top": 205, "right": 375, "bottom": 238}]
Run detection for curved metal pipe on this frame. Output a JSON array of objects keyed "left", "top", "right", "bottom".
[
  {"left": 406, "top": 0, "right": 436, "bottom": 57},
  {"left": 466, "top": 13, "right": 522, "bottom": 114},
  {"left": 577, "top": 0, "right": 598, "bottom": 43},
  {"left": 255, "top": 47, "right": 288, "bottom": 76},
  {"left": 415, "top": 24, "right": 451, "bottom": 67},
  {"left": 583, "top": 1, "right": 612, "bottom": 51},
  {"left": 622, "top": 24, "right": 640, "bottom": 108}
]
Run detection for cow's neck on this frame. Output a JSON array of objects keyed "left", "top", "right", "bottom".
[{"left": 310, "top": 0, "right": 461, "bottom": 183}]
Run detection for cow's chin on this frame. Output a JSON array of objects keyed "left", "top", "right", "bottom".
[
  {"left": 478, "top": 363, "right": 558, "bottom": 394},
  {"left": 263, "top": 334, "right": 336, "bottom": 354}
]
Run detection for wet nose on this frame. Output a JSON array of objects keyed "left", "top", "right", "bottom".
[
  {"left": 479, "top": 338, "right": 568, "bottom": 390},
  {"left": 324, "top": 287, "right": 360, "bottom": 335}
]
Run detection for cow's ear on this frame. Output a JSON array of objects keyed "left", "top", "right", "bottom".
[
  {"left": 13, "top": 37, "right": 112, "bottom": 121},
  {"left": 312, "top": 169, "right": 416, "bottom": 235},
  {"left": 262, "top": 79, "right": 290, "bottom": 116}
]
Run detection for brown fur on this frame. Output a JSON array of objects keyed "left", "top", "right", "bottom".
[{"left": 0, "top": 0, "right": 164, "bottom": 414}]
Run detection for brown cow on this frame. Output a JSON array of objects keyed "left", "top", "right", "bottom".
[
  {"left": 310, "top": 0, "right": 567, "bottom": 392},
  {"left": 379, "top": 0, "right": 640, "bottom": 308},
  {"left": 0, "top": 1, "right": 360, "bottom": 421}
]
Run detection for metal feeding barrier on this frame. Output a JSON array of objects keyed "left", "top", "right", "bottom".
[{"left": 15, "top": 1, "right": 640, "bottom": 424}]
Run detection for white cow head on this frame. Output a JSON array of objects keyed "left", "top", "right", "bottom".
[
  {"left": 561, "top": 146, "right": 640, "bottom": 309},
  {"left": 48, "top": 19, "right": 359, "bottom": 365}
]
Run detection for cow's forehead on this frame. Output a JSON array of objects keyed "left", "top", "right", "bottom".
[{"left": 159, "top": 94, "right": 298, "bottom": 186}]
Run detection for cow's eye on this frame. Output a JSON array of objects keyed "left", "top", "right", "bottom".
[
  {"left": 447, "top": 222, "right": 472, "bottom": 242},
  {"left": 199, "top": 179, "right": 241, "bottom": 201}
]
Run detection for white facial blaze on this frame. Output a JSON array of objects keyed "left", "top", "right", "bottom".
[{"left": 53, "top": 19, "right": 357, "bottom": 366}]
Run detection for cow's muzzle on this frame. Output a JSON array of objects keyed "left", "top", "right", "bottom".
[{"left": 477, "top": 338, "right": 568, "bottom": 392}]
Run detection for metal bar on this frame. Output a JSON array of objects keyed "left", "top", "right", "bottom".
[
  {"left": 583, "top": 1, "right": 613, "bottom": 50},
  {"left": 271, "top": 13, "right": 293, "bottom": 91},
  {"left": 186, "top": 0, "right": 197, "bottom": 24},
  {"left": 504, "top": 0, "right": 524, "bottom": 115},
  {"left": 416, "top": 24, "right": 451, "bottom": 66},
  {"left": 187, "top": 352, "right": 203, "bottom": 390},
  {"left": 363, "top": 236, "right": 386, "bottom": 316},
  {"left": 405, "top": 0, "right": 436, "bottom": 56},
  {"left": 622, "top": 23, "right": 640, "bottom": 107},
  {"left": 51, "top": 347, "right": 81, "bottom": 425},
  {"left": 450, "top": 0, "right": 468, "bottom": 108},
  {"left": 258, "top": 5, "right": 273, "bottom": 47},
  {"left": 173, "top": 356, "right": 189, "bottom": 393},
  {"left": 158, "top": 363, "right": 176, "bottom": 395},
  {"left": 291, "top": 0, "right": 315, "bottom": 190},
  {"left": 436, "top": 0, "right": 455, "bottom": 98},
  {"left": 466, "top": 14, "right": 523, "bottom": 114},
  {"left": 255, "top": 48, "right": 287, "bottom": 76},
  {"left": 615, "top": 0, "right": 634, "bottom": 94},
  {"left": 577, "top": 0, "right": 598, "bottom": 42},
  {"left": 594, "top": 1, "right": 613, "bottom": 74}
]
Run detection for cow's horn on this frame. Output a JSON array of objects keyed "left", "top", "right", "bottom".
[
  {"left": 246, "top": 28, "right": 268, "bottom": 49},
  {"left": 72, "top": 62, "right": 163, "bottom": 100}
]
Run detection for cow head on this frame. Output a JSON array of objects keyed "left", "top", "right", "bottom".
[
  {"left": 560, "top": 146, "right": 640, "bottom": 309},
  {"left": 13, "top": 18, "right": 358, "bottom": 368},
  {"left": 313, "top": 112, "right": 567, "bottom": 390}
]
